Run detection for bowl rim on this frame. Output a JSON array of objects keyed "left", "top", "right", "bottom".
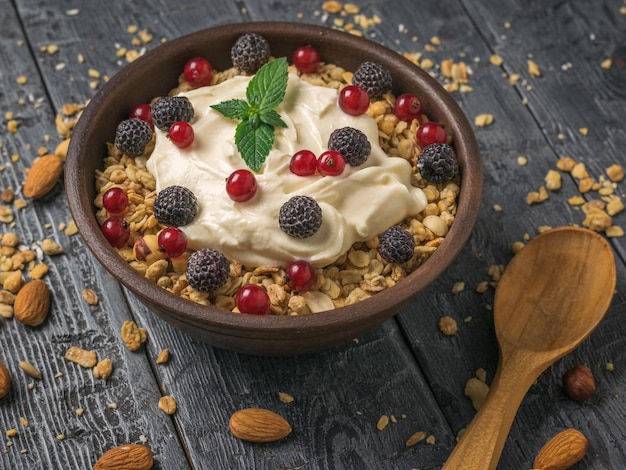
[{"left": 66, "top": 21, "right": 482, "bottom": 341}]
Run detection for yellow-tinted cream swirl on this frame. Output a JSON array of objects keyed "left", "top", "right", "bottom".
[{"left": 147, "top": 74, "right": 426, "bottom": 267}]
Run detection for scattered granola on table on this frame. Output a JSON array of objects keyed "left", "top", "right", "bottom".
[
  {"left": 64, "top": 346, "right": 98, "bottom": 368},
  {"left": 525, "top": 156, "right": 624, "bottom": 237},
  {"left": 93, "top": 358, "right": 113, "bottom": 380},
  {"left": 155, "top": 348, "right": 169, "bottom": 364},
  {"left": 121, "top": 320, "right": 148, "bottom": 351},
  {"left": 158, "top": 395, "right": 177, "bottom": 415}
]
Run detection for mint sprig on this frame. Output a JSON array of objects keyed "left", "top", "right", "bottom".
[{"left": 211, "top": 57, "right": 288, "bottom": 172}]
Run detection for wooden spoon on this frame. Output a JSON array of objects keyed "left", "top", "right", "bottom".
[{"left": 442, "top": 226, "right": 616, "bottom": 470}]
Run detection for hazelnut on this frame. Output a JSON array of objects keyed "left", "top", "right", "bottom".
[
  {"left": 133, "top": 234, "right": 166, "bottom": 265},
  {"left": 562, "top": 364, "right": 596, "bottom": 401}
]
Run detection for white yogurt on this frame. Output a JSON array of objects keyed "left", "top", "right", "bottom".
[{"left": 147, "top": 73, "right": 426, "bottom": 267}]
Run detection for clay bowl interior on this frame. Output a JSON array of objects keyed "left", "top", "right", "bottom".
[{"left": 66, "top": 21, "right": 483, "bottom": 356}]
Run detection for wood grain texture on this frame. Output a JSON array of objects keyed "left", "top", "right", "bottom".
[
  {"left": 0, "top": 1, "right": 191, "bottom": 468},
  {"left": 127, "top": 290, "right": 454, "bottom": 469},
  {"left": 396, "top": 0, "right": 626, "bottom": 467},
  {"left": 1, "top": 0, "right": 625, "bottom": 469}
]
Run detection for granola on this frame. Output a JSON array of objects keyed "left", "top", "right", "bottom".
[{"left": 94, "top": 62, "right": 460, "bottom": 315}]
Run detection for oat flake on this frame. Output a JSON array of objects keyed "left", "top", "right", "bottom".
[
  {"left": 278, "top": 392, "right": 294, "bottom": 404},
  {"left": 406, "top": 431, "right": 426, "bottom": 447},
  {"left": 376, "top": 415, "right": 389, "bottom": 431}
]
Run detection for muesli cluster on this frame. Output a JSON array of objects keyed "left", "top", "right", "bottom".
[{"left": 94, "top": 33, "right": 461, "bottom": 315}]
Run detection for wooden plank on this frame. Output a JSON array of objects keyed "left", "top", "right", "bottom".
[
  {"left": 0, "top": 0, "right": 192, "bottom": 467},
  {"left": 245, "top": 0, "right": 625, "bottom": 467},
  {"left": 7, "top": 0, "right": 457, "bottom": 468},
  {"left": 392, "top": 0, "right": 626, "bottom": 467},
  {"left": 105, "top": 1, "right": 472, "bottom": 467},
  {"left": 461, "top": 0, "right": 626, "bottom": 257},
  {"left": 132, "top": 292, "right": 455, "bottom": 468},
  {"left": 12, "top": 0, "right": 246, "bottom": 105},
  {"left": 2, "top": 0, "right": 624, "bottom": 469}
]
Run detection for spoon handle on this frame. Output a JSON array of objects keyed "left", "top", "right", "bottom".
[{"left": 442, "top": 349, "right": 547, "bottom": 470}]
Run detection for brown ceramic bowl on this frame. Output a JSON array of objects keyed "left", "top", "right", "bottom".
[{"left": 66, "top": 21, "right": 482, "bottom": 356}]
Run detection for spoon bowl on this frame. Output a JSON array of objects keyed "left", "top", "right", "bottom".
[
  {"left": 495, "top": 226, "right": 616, "bottom": 353},
  {"left": 443, "top": 226, "right": 616, "bottom": 470}
]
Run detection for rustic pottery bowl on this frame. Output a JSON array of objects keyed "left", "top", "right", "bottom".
[{"left": 66, "top": 21, "right": 482, "bottom": 356}]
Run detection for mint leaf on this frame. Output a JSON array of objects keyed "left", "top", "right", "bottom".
[
  {"left": 260, "top": 109, "right": 287, "bottom": 128},
  {"left": 246, "top": 57, "right": 288, "bottom": 113},
  {"left": 210, "top": 99, "right": 249, "bottom": 119},
  {"left": 235, "top": 120, "right": 275, "bottom": 173},
  {"left": 211, "top": 57, "right": 289, "bottom": 172}
]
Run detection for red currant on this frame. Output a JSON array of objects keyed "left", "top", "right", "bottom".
[
  {"left": 158, "top": 227, "right": 188, "bottom": 258},
  {"left": 129, "top": 103, "right": 153, "bottom": 129},
  {"left": 102, "top": 187, "right": 129, "bottom": 215},
  {"left": 394, "top": 93, "right": 423, "bottom": 122},
  {"left": 236, "top": 284, "right": 270, "bottom": 315},
  {"left": 183, "top": 57, "right": 213, "bottom": 88},
  {"left": 338, "top": 85, "right": 370, "bottom": 116},
  {"left": 292, "top": 45, "right": 321, "bottom": 74},
  {"left": 417, "top": 122, "right": 447, "bottom": 148},
  {"left": 317, "top": 150, "right": 345, "bottom": 176},
  {"left": 286, "top": 260, "right": 316, "bottom": 292},
  {"left": 101, "top": 217, "right": 130, "bottom": 248},
  {"left": 226, "top": 169, "right": 258, "bottom": 202},
  {"left": 289, "top": 150, "right": 317, "bottom": 176},
  {"left": 168, "top": 121, "right": 194, "bottom": 148}
]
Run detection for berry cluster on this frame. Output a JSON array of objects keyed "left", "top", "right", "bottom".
[
  {"left": 288, "top": 126, "right": 371, "bottom": 180},
  {"left": 335, "top": 61, "right": 395, "bottom": 117},
  {"left": 151, "top": 96, "right": 196, "bottom": 149},
  {"left": 115, "top": 94, "right": 201, "bottom": 153},
  {"left": 102, "top": 37, "right": 458, "bottom": 315},
  {"left": 101, "top": 183, "right": 196, "bottom": 275},
  {"left": 166, "top": 56, "right": 214, "bottom": 147},
  {"left": 152, "top": 96, "right": 194, "bottom": 131},
  {"left": 289, "top": 148, "right": 345, "bottom": 177},
  {"left": 101, "top": 187, "right": 131, "bottom": 248}
]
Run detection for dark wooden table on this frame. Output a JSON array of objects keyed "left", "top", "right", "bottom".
[{"left": 1, "top": 0, "right": 625, "bottom": 468}]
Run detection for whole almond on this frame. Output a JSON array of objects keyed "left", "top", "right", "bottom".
[
  {"left": 229, "top": 408, "right": 292, "bottom": 442},
  {"left": 93, "top": 444, "right": 153, "bottom": 470},
  {"left": 23, "top": 154, "right": 63, "bottom": 199},
  {"left": 533, "top": 428, "right": 588, "bottom": 470},
  {"left": 0, "top": 361, "right": 11, "bottom": 399},
  {"left": 14, "top": 279, "right": 50, "bottom": 326}
]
